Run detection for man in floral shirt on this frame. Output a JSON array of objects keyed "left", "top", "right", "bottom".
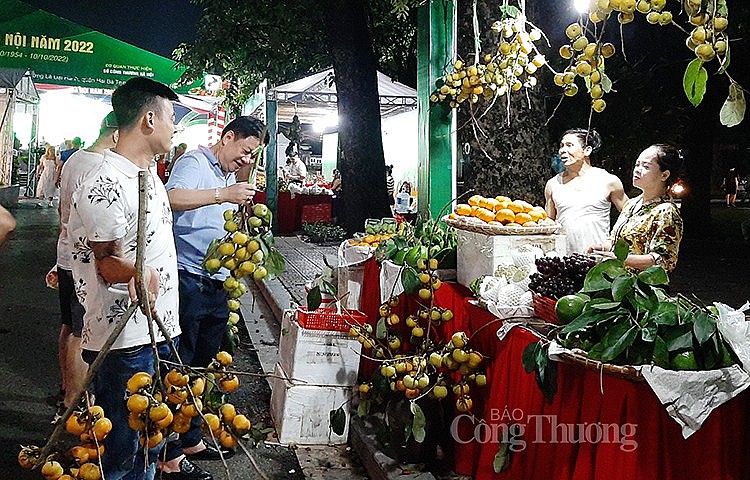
[{"left": 68, "top": 77, "right": 181, "bottom": 480}]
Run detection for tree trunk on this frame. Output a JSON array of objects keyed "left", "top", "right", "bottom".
[
  {"left": 320, "top": 0, "right": 392, "bottom": 234},
  {"left": 456, "top": 0, "right": 550, "bottom": 205}
]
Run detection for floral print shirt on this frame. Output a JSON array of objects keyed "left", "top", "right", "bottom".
[{"left": 610, "top": 194, "right": 683, "bottom": 272}]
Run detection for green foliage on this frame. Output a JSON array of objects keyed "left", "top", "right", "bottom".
[
  {"left": 558, "top": 240, "right": 738, "bottom": 370},
  {"left": 302, "top": 222, "right": 347, "bottom": 244},
  {"left": 683, "top": 59, "right": 708, "bottom": 107}
]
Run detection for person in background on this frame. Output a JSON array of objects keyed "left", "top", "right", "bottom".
[
  {"left": 286, "top": 153, "right": 307, "bottom": 183},
  {"left": 545, "top": 128, "right": 627, "bottom": 254},
  {"left": 160, "top": 116, "right": 268, "bottom": 480},
  {"left": 724, "top": 166, "right": 739, "bottom": 208},
  {"left": 386, "top": 165, "right": 395, "bottom": 209},
  {"left": 166, "top": 142, "right": 188, "bottom": 177},
  {"left": 67, "top": 77, "right": 181, "bottom": 480},
  {"left": 588, "top": 144, "right": 684, "bottom": 273},
  {"left": 155, "top": 153, "right": 168, "bottom": 183},
  {"left": 55, "top": 111, "right": 119, "bottom": 415},
  {"left": 56, "top": 137, "right": 82, "bottom": 186},
  {"left": 36, "top": 145, "right": 59, "bottom": 207},
  {"left": 0, "top": 205, "right": 15, "bottom": 247},
  {"left": 331, "top": 169, "right": 342, "bottom": 223}
]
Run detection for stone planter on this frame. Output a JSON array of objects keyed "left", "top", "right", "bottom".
[{"left": 0, "top": 185, "right": 20, "bottom": 207}]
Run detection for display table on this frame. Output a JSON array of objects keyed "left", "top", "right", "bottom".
[
  {"left": 351, "top": 256, "right": 750, "bottom": 479},
  {"left": 433, "top": 283, "right": 750, "bottom": 480},
  {"left": 254, "top": 191, "right": 333, "bottom": 233}
]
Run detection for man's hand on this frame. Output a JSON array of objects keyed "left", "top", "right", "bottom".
[
  {"left": 222, "top": 183, "right": 257, "bottom": 205},
  {"left": 128, "top": 265, "right": 160, "bottom": 317}
]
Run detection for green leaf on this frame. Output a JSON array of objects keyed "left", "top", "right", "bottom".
[
  {"left": 613, "top": 238, "right": 629, "bottom": 261},
  {"left": 307, "top": 285, "right": 322, "bottom": 311},
  {"left": 641, "top": 324, "right": 657, "bottom": 343},
  {"left": 601, "top": 73, "right": 613, "bottom": 93},
  {"left": 358, "top": 399, "right": 371, "bottom": 417},
  {"left": 582, "top": 259, "right": 623, "bottom": 293},
  {"left": 600, "top": 324, "right": 638, "bottom": 362},
  {"left": 321, "top": 280, "right": 337, "bottom": 296},
  {"left": 499, "top": 5, "right": 521, "bottom": 18},
  {"left": 401, "top": 266, "right": 420, "bottom": 294},
  {"left": 329, "top": 407, "right": 347, "bottom": 435},
  {"left": 720, "top": 82, "right": 746, "bottom": 128},
  {"left": 653, "top": 336, "right": 669, "bottom": 367},
  {"left": 493, "top": 443, "right": 511, "bottom": 473},
  {"left": 663, "top": 324, "right": 693, "bottom": 352},
  {"left": 590, "top": 301, "right": 622, "bottom": 310},
  {"left": 683, "top": 58, "right": 708, "bottom": 107},
  {"left": 650, "top": 301, "right": 678, "bottom": 326},
  {"left": 693, "top": 311, "right": 717, "bottom": 345},
  {"left": 560, "top": 309, "right": 611, "bottom": 334},
  {"left": 522, "top": 342, "right": 539, "bottom": 373},
  {"left": 611, "top": 275, "right": 635, "bottom": 302},
  {"left": 376, "top": 317, "right": 388, "bottom": 339},
  {"left": 264, "top": 247, "right": 286, "bottom": 278},
  {"left": 638, "top": 266, "right": 669, "bottom": 285},
  {"left": 410, "top": 402, "right": 426, "bottom": 443}
]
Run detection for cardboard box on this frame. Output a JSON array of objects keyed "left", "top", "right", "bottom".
[
  {"left": 278, "top": 310, "right": 362, "bottom": 386},
  {"left": 456, "top": 230, "right": 566, "bottom": 287},
  {"left": 270, "top": 363, "right": 352, "bottom": 445}
]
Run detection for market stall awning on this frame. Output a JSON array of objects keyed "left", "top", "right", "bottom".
[{"left": 0, "top": 0, "right": 185, "bottom": 89}]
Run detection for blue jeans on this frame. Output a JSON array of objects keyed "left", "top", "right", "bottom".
[
  {"left": 83, "top": 341, "right": 175, "bottom": 480},
  {"left": 164, "top": 270, "right": 229, "bottom": 461}
]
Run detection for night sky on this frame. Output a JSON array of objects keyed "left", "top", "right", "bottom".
[{"left": 20, "top": 0, "right": 203, "bottom": 58}]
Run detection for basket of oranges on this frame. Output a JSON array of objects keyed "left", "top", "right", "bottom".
[{"left": 445, "top": 195, "right": 559, "bottom": 235}]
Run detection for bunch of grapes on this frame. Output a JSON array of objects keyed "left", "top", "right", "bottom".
[{"left": 529, "top": 253, "right": 597, "bottom": 299}]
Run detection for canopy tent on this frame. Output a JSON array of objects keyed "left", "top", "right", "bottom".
[
  {"left": 264, "top": 68, "right": 417, "bottom": 125},
  {"left": 0, "top": 0, "right": 185, "bottom": 89},
  {"left": 0, "top": 68, "right": 38, "bottom": 192},
  {"left": 257, "top": 68, "right": 418, "bottom": 231}
]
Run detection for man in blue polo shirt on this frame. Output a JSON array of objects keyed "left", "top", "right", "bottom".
[{"left": 160, "top": 116, "right": 267, "bottom": 480}]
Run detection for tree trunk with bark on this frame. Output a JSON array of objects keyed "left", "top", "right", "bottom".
[
  {"left": 456, "top": 0, "right": 550, "bottom": 205},
  {"left": 320, "top": 0, "right": 392, "bottom": 234}
]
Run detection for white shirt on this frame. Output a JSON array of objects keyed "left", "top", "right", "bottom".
[
  {"left": 288, "top": 157, "right": 307, "bottom": 180},
  {"left": 68, "top": 150, "right": 180, "bottom": 351},
  {"left": 56, "top": 149, "right": 106, "bottom": 270}
]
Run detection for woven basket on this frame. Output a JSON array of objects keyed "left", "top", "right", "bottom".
[
  {"left": 532, "top": 293, "right": 558, "bottom": 324},
  {"left": 556, "top": 351, "right": 645, "bottom": 382},
  {"left": 444, "top": 215, "right": 560, "bottom": 236}
]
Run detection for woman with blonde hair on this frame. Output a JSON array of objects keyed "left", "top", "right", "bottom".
[{"left": 36, "top": 145, "right": 59, "bottom": 207}]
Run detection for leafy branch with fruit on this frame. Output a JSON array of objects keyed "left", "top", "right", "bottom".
[{"left": 431, "top": 0, "right": 745, "bottom": 127}]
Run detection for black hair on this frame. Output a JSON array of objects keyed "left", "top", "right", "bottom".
[
  {"left": 111, "top": 77, "right": 178, "bottom": 130},
  {"left": 561, "top": 128, "right": 602, "bottom": 155},
  {"left": 221, "top": 116, "right": 269, "bottom": 144},
  {"left": 386, "top": 165, "right": 393, "bottom": 174},
  {"left": 650, "top": 144, "right": 684, "bottom": 187}
]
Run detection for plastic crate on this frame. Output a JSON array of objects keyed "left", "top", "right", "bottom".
[
  {"left": 532, "top": 293, "right": 558, "bottom": 324},
  {"left": 296, "top": 306, "right": 368, "bottom": 332}
]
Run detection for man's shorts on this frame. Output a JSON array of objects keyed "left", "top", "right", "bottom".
[{"left": 58, "top": 268, "right": 84, "bottom": 337}]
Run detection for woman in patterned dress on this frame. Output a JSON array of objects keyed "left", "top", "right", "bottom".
[{"left": 588, "top": 144, "right": 684, "bottom": 273}]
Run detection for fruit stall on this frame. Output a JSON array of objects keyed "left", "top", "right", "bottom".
[
  {"left": 331, "top": 195, "right": 750, "bottom": 480},
  {"left": 254, "top": 188, "right": 333, "bottom": 234}
]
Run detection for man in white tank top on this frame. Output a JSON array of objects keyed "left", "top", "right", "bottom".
[{"left": 544, "top": 129, "right": 627, "bottom": 254}]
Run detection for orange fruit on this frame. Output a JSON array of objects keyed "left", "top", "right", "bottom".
[
  {"left": 128, "top": 412, "right": 146, "bottom": 431},
  {"left": 92, "top": 417, "right": 113, "bottom": 440},
  {"left": 203, "top": 413, "right": 221, "bottom": 433},
  {"left": 220, "top": 375, "right": 240, "bottom": 393},
  {"left": 529, "top": 209, "right": 546, "bottom": 222},
  {"left": 70, "top": 445, "right": 90, "bottom": 464},
  {"left": 494, "top": 209, "right": 515, "bottom": 224},
  {"left": 219, "top": 430, "right": 238, "bottom": 448},
  {"left": 190, "top": 377, "right": 206, "bottom": 397},
  {"left": 77, "top": 462, "right": 102, "bottom": 480},
  {"left": 172, "top": 412, "right": 192, "bottom": 434},
  {"left": 515, "top": 212, "right": 532, "bottom": 224},
  {"left": 127, "top": 393, "right": 150, "bottom": 415},
  {"left": 507, "top": 201, "right": 524, "bottom": 214},
  {"left": 66, "top": 413, "right": 88, "bottom": 436},
  {"left": 41, "top": 459, "right": 64, "bottom": 479},
  {"left": 88, "top": 405, "right": 104, "bottom": 421},
  {"left": 555, "top": 294, "right": 586, "bottom": 323},
  {"left": 149, "top": 402, "right": 171, "bottom": 422},
  {"left": 220, "top": 403, "right": 237, "bottom": 422},
  {"left": 166, "top": 369, "right": 189, "bottom": 387},
  {"left": 216, "top": 351, "right": 233, "bottom": 366},
  {"left": 126, "top": 372, "right": 153, "bottom": 394},
  {"left": 468, "top": 194, "right": 483, "bottom": 206},
  {"left": 232, "top": 414, "right": 251, "bottom": 434}
]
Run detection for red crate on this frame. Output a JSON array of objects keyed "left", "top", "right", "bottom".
[
  {"left": 296, "top": 306, "right": 368, "bottom": 332},
  {"left": 532, "top": 293, "right": 559, "bottom": 324},
  {"left": 300, "top": 202, "right": 332, "bottom": 224}
]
